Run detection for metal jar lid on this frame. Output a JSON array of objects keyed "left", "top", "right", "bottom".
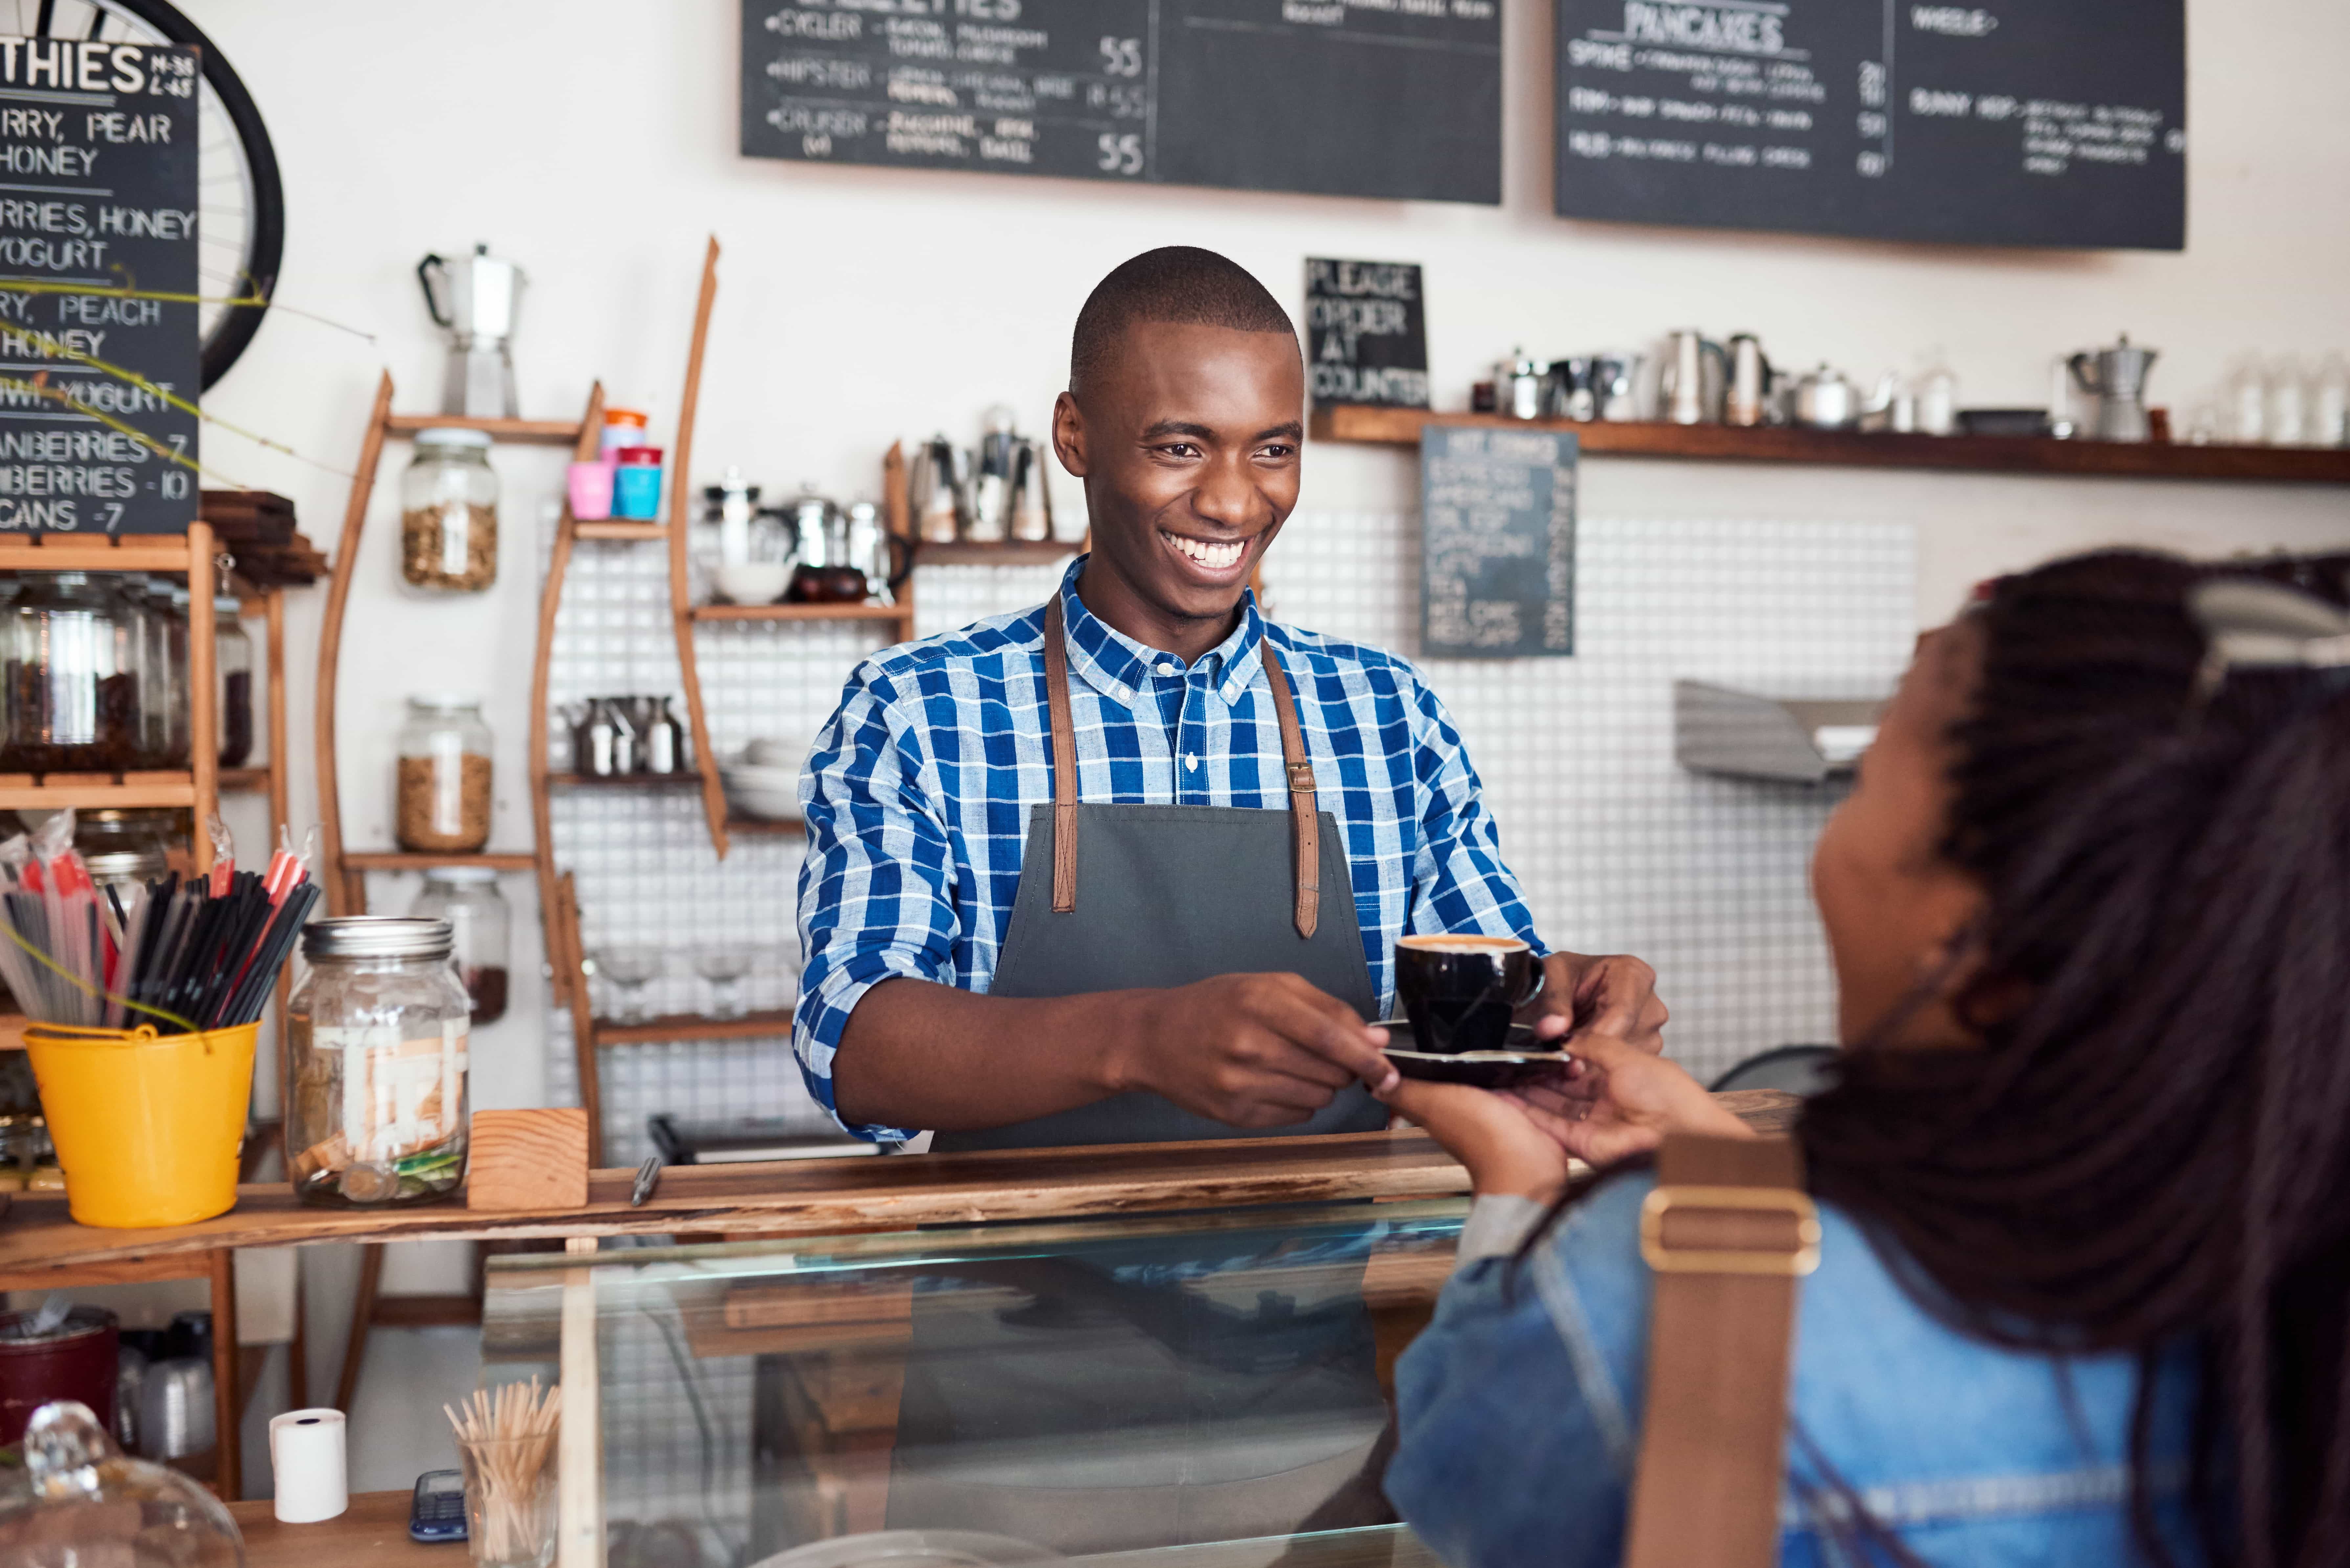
[
  {"left": 302, "top": 916, "right": 453, "bottom": 961},
  {"left": 83, "top": 849, "right": 167, "bottom": 884}
]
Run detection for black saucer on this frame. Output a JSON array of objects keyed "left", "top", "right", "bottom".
[{"left": 1381, "top": 1022, "right": 1572, "bottom": 1090}]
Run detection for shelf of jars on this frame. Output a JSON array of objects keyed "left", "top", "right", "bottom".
[
  {"left": 381, "top": 413, "right": 584, "bottom": 444},
  {"left": 571, "top": 520, "right": 666, "bottom": 542},
  {"left": 547, "top": 771, "right": 703, "bottom": 791},
  {"left": 725, "top": 814, "right": 804, "bottom": 836},
  {"left": 340, "top": 851, "right": 539, "bottom": 873},
  {"left": 912, "top": 539, "right": 1079, "bottom": 564}
]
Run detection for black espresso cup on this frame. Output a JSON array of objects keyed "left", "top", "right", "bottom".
[{"left": 1395, "top": 934, "right": 1545, "bottom": 1055}]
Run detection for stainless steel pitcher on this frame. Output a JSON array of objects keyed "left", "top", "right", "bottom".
[
  {"left": 416, "top": 243, "right": 525, "bottom": 418},
  {"left": 1726, "top": 334, "right": 1772, "bottom": 427},
  {"left": 2067, "top": 334, "right": 2159, "bottom": 442},
  {"left": 1660, "top": 331, "right": 1728, "bottom": 425}
]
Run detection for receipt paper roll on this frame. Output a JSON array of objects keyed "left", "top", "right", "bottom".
[{"left": 269, "top": 1407, "right": 349, "bottom": 1522}]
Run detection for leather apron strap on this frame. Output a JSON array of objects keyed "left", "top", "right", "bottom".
[
  {"left": 1624, "top": 1134, "right": 1819, "bottom": 1568},
  {"left": 1044, "top": 596, "right": 1320, "bottom": 939}
]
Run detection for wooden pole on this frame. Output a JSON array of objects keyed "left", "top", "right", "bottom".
[
  {"left": 318, "top": 373, "right": 397, "bottom": 916},
  {"left": 186, "top": 523, "right": 217, "bottom": 875},
  {"left": 666, "top": 237, "right": 730, "bottom": 860},
  {"left": 556, "top": 1236, "right": 602, "bottom": 1568},
  {"left": 207, "top": 1247, "right": 241, "bottom": 1497}
]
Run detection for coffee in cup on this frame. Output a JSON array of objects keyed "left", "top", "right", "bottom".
[{"left": 1394, "top": 934, "right": 1545, "bottom": 1055}]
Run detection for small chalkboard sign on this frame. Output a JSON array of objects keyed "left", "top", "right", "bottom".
[
  {"left": 1421, "top": 426, "right": 1577, "bottom": 659},
  {"left": 0, "top": 36, "right": 199, "bottom": 535},
  {"left": 1305, "top": 259, "right": 1428, "bottom": 410}
]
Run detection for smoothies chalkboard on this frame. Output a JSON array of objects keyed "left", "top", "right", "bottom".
[
  {"left": 1554, "top": 0, "right": 2185, "bottom": 250},
  {"left": 0, "top": 36, "right": 199, "bottom": 534},
  {"left": 742, "top": 0, "right": 1502, "bottom": 204},
  {"left": 1421, "top": 426, "right": 1577, "bottom": 660}
]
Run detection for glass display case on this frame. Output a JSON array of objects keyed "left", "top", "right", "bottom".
[{"left": 481, "top": 1196, "right": 1469, "bottom": 1568}]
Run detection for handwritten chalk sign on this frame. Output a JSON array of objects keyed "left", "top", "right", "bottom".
[
  {"left": 741, "top": 1, "right": 1502, "bottom": 204},
  {"left": 1421, "top": 426, "right": 1577, "bottom": 659},
  {"left": 1305, "top": 258, "right": 1428, "bottom": 410},
  {"left": 0, "top": 36, "right": 199, "bottom": 534},
  {"left": 1555, "top": 0, "right": 2185, "bottom": 249}
]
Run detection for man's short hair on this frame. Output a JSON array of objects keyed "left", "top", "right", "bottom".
[{"left": 1069, "top": 247, "right": 1297, "bottom": 397}]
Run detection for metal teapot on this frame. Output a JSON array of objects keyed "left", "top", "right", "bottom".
[
  {"left": 2067, "top": 334, "right": 2159, "bottom": 443},
  {"left": 1792, "top": 364, "right": 1861, "bottom": 430},
  {"left": 779, "top": 489, "right": 868, "bottom": 604}
]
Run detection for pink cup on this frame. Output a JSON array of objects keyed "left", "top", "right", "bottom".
[{"left": 567, "top": 461, "right": 615, "bottom": 521}]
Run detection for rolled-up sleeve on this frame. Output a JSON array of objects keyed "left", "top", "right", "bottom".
[
  {"left": 794, "top": 660, "right": 960, "bottom": 1140},
  {"left": 1403, "top": 672, "right": 1548, "bottom": 955}
]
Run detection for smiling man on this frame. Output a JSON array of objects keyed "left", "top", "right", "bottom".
[{"left": 794, "top": 246, "right": 1665, "bottom": 1152}]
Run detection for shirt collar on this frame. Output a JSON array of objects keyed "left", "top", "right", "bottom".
[{"left": 1053, "top": 556, "right": 1267, "bottom": 709}]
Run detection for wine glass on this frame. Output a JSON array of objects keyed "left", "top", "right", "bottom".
[
  {"left": 592, "top": 945, "right": 666, "bottom": 1023},
  {"left": 692, "top": 945, "right": 756, "bottom": 1021}
]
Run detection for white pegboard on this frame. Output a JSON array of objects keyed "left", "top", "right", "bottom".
[{"left": 536, "top": 511, "right": 1907, "bottom": 1155}]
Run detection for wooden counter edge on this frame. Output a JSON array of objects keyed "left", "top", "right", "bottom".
[
  {"left": 0, "top": 1092, "right": 1798, "bottom": 1276},
  {"left": 232, "top": 1491, "right": 453, "bottom": 1568}
]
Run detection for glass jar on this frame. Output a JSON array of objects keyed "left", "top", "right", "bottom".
[
  {"left": 163, "top": 585, "right": 191, "bottom": 766},
  {"left": 123, "top": 577, "right": 171, "bottom": 768},
  {"left": 73, "top": 808, "right": 187, "bottom": 871},
  {"left": 1, "top": 574, "right": 141, "bottom": 774},
  {"left": 401, "top": 429, "right": 499, "bottom": 591},
  {"left": 0, "top": 1401, "right": 246, "bottom": 1568},
  {"left": 215, "top": 619, "right": 253, "bottom": 769},
  {"left": 285, "top": 916, "right": 470, "bottom": 1206},
  {"left": 409, "top": 867, "right": 512, "bottom": 1025},
  {"left": 396, "top": 695, "right": 494, "bottom": 853}
]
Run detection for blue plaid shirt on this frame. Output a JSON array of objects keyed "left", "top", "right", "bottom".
[{"left": 795, "top": 558, "right": 1547, "bottom": 1138}]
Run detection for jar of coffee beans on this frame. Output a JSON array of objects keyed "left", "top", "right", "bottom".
[
  {"left": 395, "top": 695, "right": 494, "bottom": 853},
  {"left": 400, "top": 429, "right": 499, "bottom": 591}
]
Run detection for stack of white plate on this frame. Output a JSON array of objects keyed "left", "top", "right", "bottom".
[{"left": 722, "top": 738, "right": 808, "bottom": 821}]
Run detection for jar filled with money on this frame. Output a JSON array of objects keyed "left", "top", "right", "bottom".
[{"left": 285, "top": 917, "right": 471, "bottom": 1206}]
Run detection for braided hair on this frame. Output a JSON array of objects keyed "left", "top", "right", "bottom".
[{"left": 1802, "top": 548, "right": 2350, "bottom": 1567}]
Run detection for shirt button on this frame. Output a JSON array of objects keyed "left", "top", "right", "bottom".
[
  {"left": 1184, "top": 753, "right": 1199, "bottom": 772},
  {"left": 1156, "top": 661, "right": 1178, "bottom": 676},
  {"left": 1111, "top": 683, "right": 1129, "bottom": 701}
]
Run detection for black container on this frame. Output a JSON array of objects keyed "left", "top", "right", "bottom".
[{"left": 1394, "top": 935, "right": 1545, "bottom": 1055}]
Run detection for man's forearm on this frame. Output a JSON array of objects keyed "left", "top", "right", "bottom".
[{"left": 832, "top": 977, "right": 1148, "bottom": 1132}]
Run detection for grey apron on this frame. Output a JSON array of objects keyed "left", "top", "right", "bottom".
[{"left": 887, "top": 597, "right": 1392, "bottom": 1551}]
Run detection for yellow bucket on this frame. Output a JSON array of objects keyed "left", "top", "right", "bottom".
[{"left": 24, "top": 1022, "right": 257, "bottom": 1228}]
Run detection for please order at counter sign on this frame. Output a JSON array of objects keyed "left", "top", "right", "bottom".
[{"left": 0, "top": 35, "right": 200, "bottom": 535}]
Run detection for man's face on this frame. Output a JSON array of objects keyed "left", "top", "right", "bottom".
[{"left": 1052, "top": 320, "right": 1304, "bottom": 630}]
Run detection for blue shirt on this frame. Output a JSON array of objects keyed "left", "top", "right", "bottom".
[
  {"left": 1388, "top": 1177, "right": 2207, "bottom": 1567},
  {"left": 794, "top": 557, "right": 1546, "bottom": 1139}
]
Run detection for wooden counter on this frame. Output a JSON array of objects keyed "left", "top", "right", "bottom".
[
  {"left": 0, "top": 1094, "right": 1798, "bottom": 1280},
  {"left": 232, "top": 1492, "right": 453, "bottom": 1568}
]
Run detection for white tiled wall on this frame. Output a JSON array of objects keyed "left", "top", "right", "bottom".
[{"left": 538, "top": 510, "right": 1912, "bottom": 1159}]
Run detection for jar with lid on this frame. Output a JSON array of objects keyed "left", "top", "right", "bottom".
[
  {"left": 213, "top": 560, "right": 253, "bottom": 768},
  {"left": 73, "top": 808, "right": 188, "bottom": 872},
  {"left": 285, "top": 916, "right": 471, "bottom": 1205},
  {"left": 401, "top": 428, "right": 500, "bottom": 591},
  {"left": 395, "top": 696, "right": 493, "bottom": 853},
  {"left": 409, "top": 867, "right": 512, "bottom": 1025},
  {"left": 123, "top": 577, "right": 175, "bottom": 768},
  {"left": 1, "top": 575, "right": 142, "bottom": 774}
]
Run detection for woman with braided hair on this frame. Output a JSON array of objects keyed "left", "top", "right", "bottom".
[{"left": 1382, "top": 548, "right": 2350, "bottom": 1566}]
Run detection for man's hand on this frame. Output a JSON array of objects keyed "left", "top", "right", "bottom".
[
  {"left": 1114, "top": 972, "right": 1396, "bottom": 1129},
  {"left": 1524, "top": 951, "right": 1668, "bottom": 1054}
]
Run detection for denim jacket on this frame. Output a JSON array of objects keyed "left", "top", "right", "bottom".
[{"left": 1386, "top": 1173, "right": 2207, "bottom": 1567}]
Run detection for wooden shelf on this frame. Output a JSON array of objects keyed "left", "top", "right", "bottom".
[
  {"left": 219, "top": 767, "right": 267, "bottom": 793},
  {"left": 341, "top": 851, "right": 539, "bottom": 872},
  {"left": 382, "top": 413, "right": 584, "bottom": 444},
  {"left": 0, "top": 1015, "right": 21, "bottom": 1051},
  {"left": 591, "top": 1006, "right": 795, "bottom": 1046},
  {"left": 725, "top": 813, "right": 804, "bottom": 835},
  {"left": 573, "top": 519, "right": 666, "bottom": 541},
  {"left": 689, "top": 601, "right": 912, "bottom": 623},
  {"left": 1310, "top": 405, "right": 2350, "bottom": 484},
  {"left": 916, "top": 540, "right": 1078, "bottom": 564},
  {"left": 234, "top": 1491, "right": 447, "bottom": 1568},
  {"left": 548, "top": 771, "right": 702, "bottom": 790},
  {"left": 0, "top": 772, "right": 198, "bottom": 810},
  {"left": 0, "top": 536, "right": 203, "bottom": 573}
]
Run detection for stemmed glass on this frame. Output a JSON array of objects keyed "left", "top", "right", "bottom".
[
  {"left": 591, "top": 945, "right": 666, "bottom": 1023},
  {"left": 692, "top": 945, "right": 756, "bottom": 1021}
]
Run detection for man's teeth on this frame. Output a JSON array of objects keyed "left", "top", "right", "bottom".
[{"left": 1167, "top": 534, "right": 1245, "bottom": 570}]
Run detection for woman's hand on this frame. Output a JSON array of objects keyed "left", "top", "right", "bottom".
[{"left": 1379, "top": 1032, "right": 1753, "bottom": 1195}]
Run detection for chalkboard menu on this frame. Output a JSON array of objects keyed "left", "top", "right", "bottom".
[
  {"left": 1554, "top": 0, "right": 2185, "bottom": 250},
  {"left": 743, "top": 1, "right": 1501, "bottom": 204},
  {"left": 1421, "top": 426, "right": 1576, "bottom": 659},
  {"left": 1306, "top": 258, "right": 1427, "bottom": 409},
  {"left": 0, "top": 37, "right": 198, "bottom": 535}
]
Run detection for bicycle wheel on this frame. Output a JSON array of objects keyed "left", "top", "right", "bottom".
[{"left": 6, "top": 0, "right": 285, "bottom": 390}]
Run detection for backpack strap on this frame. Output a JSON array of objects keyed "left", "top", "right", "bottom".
[{"left": 1624, "top": 1134, "right": 1819, "bottom": 1568}]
